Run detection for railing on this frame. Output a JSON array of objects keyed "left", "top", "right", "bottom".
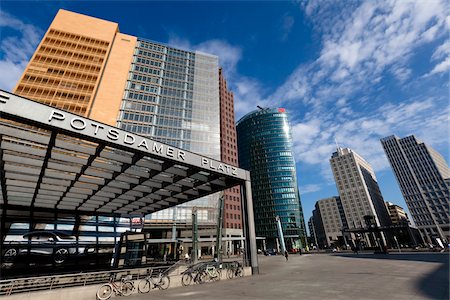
[{"left": 0, "top": 263, "right": 186, "bottom": 296}]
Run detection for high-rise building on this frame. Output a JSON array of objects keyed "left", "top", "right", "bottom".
[
  {"left": 381, "top": 135, "right": 449, "bottom": 243},
  {"left": 12, "top": 9, "right": 234, "bottom": 230},
  {"left": 219, "top": 68, "right": 242, "bottom": 234},
  {"left": 385, "top": 202, "right": 410, "bottom": 225},
  {"left": 13, "top": 9, "right": 134, "bottom": 122},
  {"left": 330, "top": 147, "right": 391, "bottom": 247},
  {"left": 236, "top": 108, "right": 307, "bottom": 251},
  {"left": 313, "top": 197, "right": 348, "bottom": 248}
]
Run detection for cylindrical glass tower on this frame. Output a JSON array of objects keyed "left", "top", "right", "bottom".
[{"left": 236, "top": 108, "right": 307, "bottom": 251}]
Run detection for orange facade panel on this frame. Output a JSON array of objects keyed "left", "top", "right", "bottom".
[
  {"left": 50, "top": 9, "right": 119, "bottom": 42},
  {"left": 13, "top": 9, "right": 119, "bottom": 117},
  {"left": 89, "top": 33, "right": 137, "bottom": 126}
]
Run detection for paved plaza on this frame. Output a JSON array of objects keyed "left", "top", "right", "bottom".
[{"left": 129, "top": 252, "right": 449, "bottom": 300}]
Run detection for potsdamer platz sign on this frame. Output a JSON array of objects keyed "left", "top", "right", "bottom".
[{"left": 0, "top": 90, "right": 258, "bottom": 273}]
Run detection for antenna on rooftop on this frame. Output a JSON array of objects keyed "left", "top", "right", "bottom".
[
  {"left": 257, "top": 105, "right": 263, "bottom": 110},
  {"left": 335, "top": 138, "right": 342, "bottom": 155}
]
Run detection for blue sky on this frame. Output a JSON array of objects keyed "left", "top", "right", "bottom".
[{"left": 1, "top": 0, "right": 449, "bottom": 231}]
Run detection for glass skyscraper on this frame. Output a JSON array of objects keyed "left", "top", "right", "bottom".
[
  {"left": 236, "top": 108, "right": 307, "bottom": 251},
  {"left": 117, "top": 39, "right": 221, "bottom": 224}
]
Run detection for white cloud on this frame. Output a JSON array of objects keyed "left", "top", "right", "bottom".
[
  {"left": 299, "top": 184, "right": 321, "bottom": 194},
  {"left": 0, "top": 11, "right": 43, "bottom": 91},
  {"left": 281, "top": 15, "right": 295, "bottom": 41},
  {"left": 291, "top": 98, "right": 449, "bottom": 184},
  {"left": 266, "top": 0, "right": 450, "bottom": 195},
  {"left": 425, "top": 56, "right": 450, "bottom": 76}
]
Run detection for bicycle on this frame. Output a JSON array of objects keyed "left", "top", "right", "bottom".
[
  {"left": 96, "top": 274, "right": 135, "bottom": 300},
  {"left": 226, "top": 261, "right": 244, "bottom": 279},
  {"left": 138, "top": 268, "right": 170, "bottom": 293},
  {"left": 181, "top": 263, "right": 205, "bottom": 286},
  {"left": 199, "top": 264, "right": 221, "bottom": 283}
]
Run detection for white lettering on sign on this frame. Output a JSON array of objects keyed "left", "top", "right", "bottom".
[
  {"left": 70, "top": 118, "right": 86, "bottom": 130},
  {"left": 201, "top": 157, "right": 238, "bottom": 176},
  {"left": 123, "top": 133, "right": 135, "bottom": 145},
  {"left": 45, "top": 110, "right": 241, "bottom": 178},
  {"left": 46, "top": 110, "right": 188, "bottom": 163},
  {"left": 91, "top": 123, "right": 104, "bottom": 135},
  {"left": 107, "top": 129, "right": 120, "bottom": 140}
]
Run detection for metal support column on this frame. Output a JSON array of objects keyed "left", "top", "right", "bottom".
[
  {"left": 191, "top": 207, "right": 198, "bottom": 263},
  {"left": 243, "top": 180, "right": 259, "bottom": 274},
  {"left": 215, "top": 195, "right": 224, "bottom": 262}
]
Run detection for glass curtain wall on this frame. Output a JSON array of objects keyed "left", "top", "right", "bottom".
[
  {"left": 117, "top": 39, "right": 221, "bottom": 225},
  {"left": 237, "top": 108, "right": 307, "bottom": 251}
]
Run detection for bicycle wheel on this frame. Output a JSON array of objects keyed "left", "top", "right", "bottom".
[
  {"left": 121, "top": 281, "right": 134, "bottom": 296},
  {"left": 138, "top": 279, "right": 151, "bottom": 293},
  {"left": 226, "top": 268, "right": 234, "bottom": 279},
  {"left": 159, "top": 275, "right": 170, "bottom": 290},
  {"left": 216, "top": 269, "right": 222, "bottom": 281},
  {"left": 181, "top": 273, "right": 192, "bottom": 286},
  {"left": 199, "top": 271, "right": 208, "bottom": 284},
  {"left": 96, "top": 283, "right": 113, "bottom": 300}
]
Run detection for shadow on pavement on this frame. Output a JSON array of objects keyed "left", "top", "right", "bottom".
[{"left": 333, "top": 252, "right": 449, "bottom": 299}]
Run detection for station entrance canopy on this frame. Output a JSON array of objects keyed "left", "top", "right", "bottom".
[
  {"left": 0, "top": 90, "right": 259, "bottom": 275},
  {"left": 0, "top": 90, "right": 250, "bottom": 217}
]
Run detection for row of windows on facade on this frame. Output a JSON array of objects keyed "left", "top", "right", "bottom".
[
  {"left": 47, "top": 29, "right": 110, "bottom": 48},
  {"left": 225, "top": 203, "right": 240, "bottom": 211},
  {"left": 42, "top": 38, "right": 108, "bottom": 59},
  {"left": 38, "top": 45, "right": 104, "bottom": 66},
  {"left": 126, "top": 91, "right": 194, "bottom": 111},
  {"left": 126, "top": 87, "right": 193, "bottom": 102},
  {"left": 225, "top": 213, "right": 241, "bottom": 220},
  {"left": 253, "top": 200, "right": 300, "bottom": 208},
  {"left": 250, "top": 172, "right": 295, "bottom": 182},
  {"left": 33, "top": 54, "right": 102, "bottom": 74},
  {"left": 225, "top": 223, "right": 241, "bottom": 229},
  {"left": 251, "top": 158, "right": 295, "bottom": 167},
  {"left": 15, "top": 86, "right": 90, "bottom": 105},
  {"left": 20, "top": 75, "right": 95, "bottom": 94}
]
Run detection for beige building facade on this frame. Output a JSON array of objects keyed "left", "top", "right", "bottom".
[
  {"left": 330, "top": 147, "right": 391, "bottom": 247},
  {"left": 316, "top": 197, "right": 346, "bottom": 247}
]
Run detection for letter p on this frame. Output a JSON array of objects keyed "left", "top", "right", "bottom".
[{"left": 48, "top": 110, "right": 65, "bottom": 123}]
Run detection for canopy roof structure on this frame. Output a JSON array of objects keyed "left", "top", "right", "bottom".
[
  {"left": 0, "top": 89, "right": 259, "bottom": 274},
  {"left": 0, "top": 90, "right": 249, "bottom": 217}
]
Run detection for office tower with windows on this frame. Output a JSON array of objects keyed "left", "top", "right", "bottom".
[
  {"left": 330, "top": 148, "right": 391, "bottom": 247},
  {"left": 119, "top": 38, "right": 221, "bottom": 226},
  {"left": 313, "top": 197, "right": 348, "bottom": 248},
  {"left": 218, "top": 68, "right": 243, "bottom": 253},
  {"left": 236, "top": 108, "right": 307, "bottom": 251},
  {"left": 381, "top": 135, "right": 449, "bottom": 243},
  {"left": 309, "top": 209, "right": 326, "bottom": 249},
  {"left": 13, "top": 9, "right": 136, "bottom": 123},
  {"left": 13, "top": 9, "right": 228, "bottom": 229},
  {"left": 385, "top": 202, "right": 410, "bottom": 225}
]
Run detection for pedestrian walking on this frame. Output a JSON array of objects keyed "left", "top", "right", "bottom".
[{"left": 284, "top": 250, "right": 289, "bottom": 261}]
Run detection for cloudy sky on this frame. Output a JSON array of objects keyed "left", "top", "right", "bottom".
[{"left": 1, "top": 0, "right": 449, "bottom": 229}]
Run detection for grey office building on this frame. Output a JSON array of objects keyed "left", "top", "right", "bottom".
[{"left": 381, "top": 135, "right": 449, "bottom": 244}]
